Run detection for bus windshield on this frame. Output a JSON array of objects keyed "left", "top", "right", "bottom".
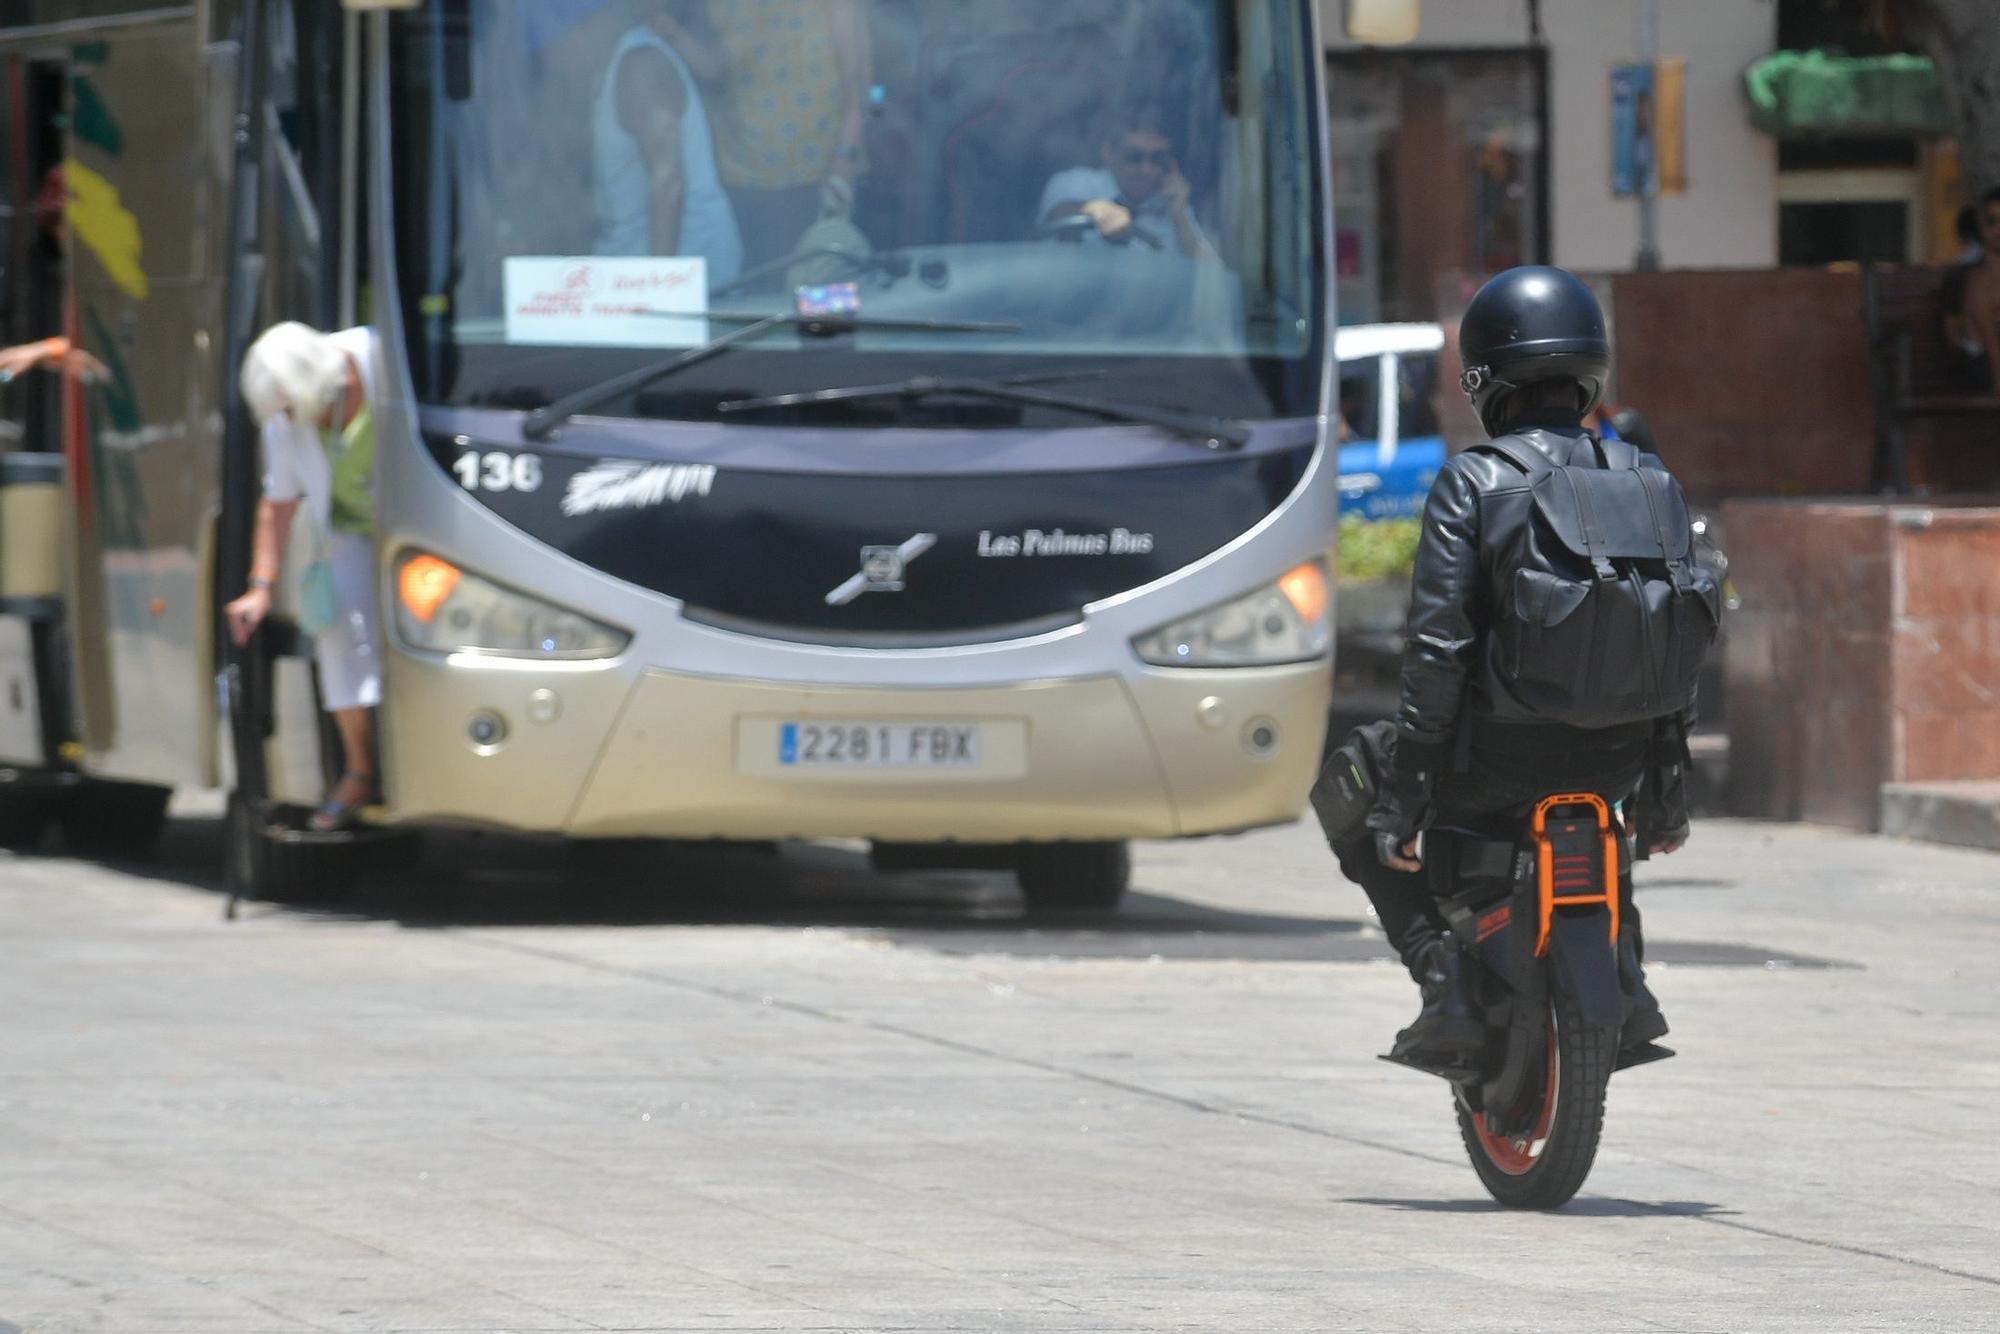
[{"left": 387, "top": 0, "right": 1325, "bottom": 426}]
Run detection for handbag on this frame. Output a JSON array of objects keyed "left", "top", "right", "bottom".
[
  {"left": 290, "top": 508, "right": 339, "bottom": 639},
  {"left": 1308, "top": 720, "right": 1398, "bottom": 848},
  {"left": 290, "top": 404, "right": 371, "bottom": 638}
]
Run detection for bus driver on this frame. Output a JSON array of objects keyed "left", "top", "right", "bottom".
[{"left": 1038, "top": 107, "right": 1214, "bottom": 260}]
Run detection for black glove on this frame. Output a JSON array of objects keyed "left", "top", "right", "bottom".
[
  {"left": 1635, "top": 717, "right": 1692, "bottom": 859},
  {"left": 1364, "top": 728, "right": 1446, "bottom": 847},
  {"left": 1373, "top": 829, "right": 1420, "bottom": 870}
]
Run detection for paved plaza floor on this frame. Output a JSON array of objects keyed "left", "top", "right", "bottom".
[{"left": 3, "top": 814, "right": 1996, "bottom": 1332}]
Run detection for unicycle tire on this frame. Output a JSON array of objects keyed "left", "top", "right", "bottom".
[{"left": 1454, "top": 991, "right": 1616, "bottom": 1210}]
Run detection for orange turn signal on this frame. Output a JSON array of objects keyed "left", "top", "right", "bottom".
[
  {"left": 1277, "top": 560, "right": 1328, "bottom": 624},
  {"left": 398, "top": 553, "right": 461, "bottom": 624}
]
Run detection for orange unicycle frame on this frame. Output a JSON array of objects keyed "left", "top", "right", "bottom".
[{"left": 1530, "top": 793, "right": 1621, "bottom": 957}]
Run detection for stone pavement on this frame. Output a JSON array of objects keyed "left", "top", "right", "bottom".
[{"left": 1, "top": 815, "right": 1996, "bottom": 1332}]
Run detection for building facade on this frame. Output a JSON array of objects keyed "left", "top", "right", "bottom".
[{"left": 1322, "top": 0, "right": 1963, "bottom": 324}]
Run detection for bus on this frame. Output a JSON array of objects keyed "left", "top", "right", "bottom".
[{"left": 0, "top": 0, "right": 1337, "bottom": 912}]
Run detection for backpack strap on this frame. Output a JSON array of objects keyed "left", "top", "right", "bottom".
[
  {"left": 1636, "top": 465, "right": 1695, "bottom": 594},
  {"left": 1547, "top": 434, "right": 1623, "bottom": 581},
  {"left": 1480, "top": 433, "right": 1620, "bottom": 581},
  {"left": 1473, "top": 434, "right": 1555, "bottom": 482},
  {"left": 1594, "top": 435, "right": 1643, "bottom": 472},
  {"left": 1601, "top": 429, "right": 1696, "bottom": 590},
  {"left": 1561, "top": 465, "right": 1621, "bottom": 582},
  {"left": 1588, "top": 433, "right": 1688, "bottom": 584}
]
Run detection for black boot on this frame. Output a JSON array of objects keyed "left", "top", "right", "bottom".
[
  {"left": 1617, "top": 926, "right": 1673, "bottom": 1067},
  {"left": 1390, "top": 939, "right": 1484, "bottom": 1062}
]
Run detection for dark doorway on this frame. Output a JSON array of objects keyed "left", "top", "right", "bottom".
[
  {"left": 1, "top": 57, "right": 69, "bottom": 452},
  {"left": 1779, "top": 200, "right": 1909, "bottom": 266}
]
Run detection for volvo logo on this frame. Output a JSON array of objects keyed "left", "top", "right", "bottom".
[{"left": 824, "top": 533, "right": 937, "bottom": 605}]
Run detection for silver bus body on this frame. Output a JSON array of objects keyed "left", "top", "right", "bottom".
[{"left": 0, "top": 0, "right": 1339, "bottom": 860}]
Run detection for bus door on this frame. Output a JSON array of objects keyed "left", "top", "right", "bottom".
[
  {"left": 0, "top": 52, "right": 81, "bottom": 774},
  {"left": 218, "top": 0, "right": 363, "bottom": 813},
  {"left": 55, "top": 21, "right": 216, "bottom": 788}
]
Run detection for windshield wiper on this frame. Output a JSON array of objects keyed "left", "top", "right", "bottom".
[
  {"left": 717, "top": 374, "right": 1253, "bottom": 449},
  {"left": 519, "top": 312, "right": 1019, "bottom": 441}
]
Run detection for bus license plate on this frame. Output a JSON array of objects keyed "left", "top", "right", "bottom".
[{"left": 779, "top": 721, "right": 979, "bottom": 769}]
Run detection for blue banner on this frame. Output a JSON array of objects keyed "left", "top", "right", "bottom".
[{"left": 1611, "top": 63, "right": 1656, "bottom": 198}]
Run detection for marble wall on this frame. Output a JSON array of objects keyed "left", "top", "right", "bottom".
[{"left": 1723, "top": 500, "right": 2000, "bottom": 829}]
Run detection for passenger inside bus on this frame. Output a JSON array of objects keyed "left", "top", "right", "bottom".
[
  {"left": 0, "top": 337, "right": 106, "bottom": 385},
  {"left": 407, "top": 0, "right": 1313, "bottom": 396},
  {"left": 1037, "top": 106, "right": 1216, "bottom": 260},
  {"left": 589, "top": 1, "right": 744, "bottom": 283},
  {"left": 225, "top": 323, "right": 386, "bottom": 832},
  {"left": 698, "top": 0, "right": 872, "bottom": 269}
]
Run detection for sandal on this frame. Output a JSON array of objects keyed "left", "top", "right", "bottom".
[{"left": 309, "top": 770, "right": 378, "bottom": 833}]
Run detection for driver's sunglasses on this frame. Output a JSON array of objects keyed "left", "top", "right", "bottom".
[{"left": 1119, "top": 147, "right": 1173, "bottom": 168}]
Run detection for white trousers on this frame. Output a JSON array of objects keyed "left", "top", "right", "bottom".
[{"left": 314, "top": 532, "right": 381, "bottom": 712}]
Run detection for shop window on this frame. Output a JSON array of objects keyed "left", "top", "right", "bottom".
[
  {"left": 1777, "top": 168, "right": 1920, "bottom": 265},
  {"left": 1328, "top": 49, "right": 1545, "bottom": 325}
]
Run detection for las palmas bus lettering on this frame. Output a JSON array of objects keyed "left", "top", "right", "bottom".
[{"left": 976, "top": 528, "right": 1156, "bottom": 558}]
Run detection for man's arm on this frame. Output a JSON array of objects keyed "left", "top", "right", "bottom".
[
  {"left": 615, "top": 46, "right": 689, "bottom": 256},
  {"left": 1158, "top": 170, "right": 1215, "bottom": 261},
  {"left": 1038, "top": 177, "right": 1131, "bottom": 241},
  {"left": 1941, "top": 263, "right": 1973, "bottom": 353},
  {"left": 1169, "top": 212, "right": 1213, "bottom": 260},
  {"left": 1636, "top": 705, "right": 1695, "bottom": 857},
  {"left": 0, "top": 337, "right": 106, "bottom": 382},
  {"left": 1968, "top": 269, "right": 2000, "bottom": 393},
  {"left": 223, "top": 495, "right": 300, "bottom": 646},
  {"left": 1366, "top": 463, "right": 1485, "bottom": 854}
]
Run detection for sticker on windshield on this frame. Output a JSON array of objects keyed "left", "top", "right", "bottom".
[
  {"left": 795, "top": 281, "right": 860, "bottom": 319},
  {"left": 504, "top": 256, "right": 708, "bottom": 347}
]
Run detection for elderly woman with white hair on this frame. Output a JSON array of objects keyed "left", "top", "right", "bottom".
[{"left": 222, "top": 321, "right": 384, "bottom": 831}]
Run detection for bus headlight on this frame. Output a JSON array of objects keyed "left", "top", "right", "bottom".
[
  {"left": 392, "top": 552, "right": 630, "bottom": 660},
  {"left": 1131, "top": 561, "right": 1331, "bottom": 667}
]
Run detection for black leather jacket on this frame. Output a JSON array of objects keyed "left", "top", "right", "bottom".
[{"left": 1367, "top": 423, "right": 1694, "bottom": 844}]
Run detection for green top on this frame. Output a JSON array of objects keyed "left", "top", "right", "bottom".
[{"left": 325, "top": 403, "right": 374, "bottom": 539}]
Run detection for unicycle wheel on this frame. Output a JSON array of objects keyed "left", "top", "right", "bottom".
[{"left": 1454, "top": 992, "right": 1616, "bottom": 1209}]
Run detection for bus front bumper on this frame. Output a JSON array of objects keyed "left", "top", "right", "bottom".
[{"left": 382, "top": 657, "right": 1331, "bottom": 842}]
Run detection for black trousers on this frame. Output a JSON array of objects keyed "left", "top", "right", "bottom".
[{"left": 1322, "top": 743, "right": 1646, "bottom": 974}]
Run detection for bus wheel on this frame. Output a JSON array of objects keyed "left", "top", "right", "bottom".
[
  {"left": 1015, "top": 841, "right": 1131, "bottom": 914},
  {"left": 58, "top": 780, "right": 171, "bottom": 857},
  {"left": 870, "top": 842, "right": 1014, "bottom": 874},
  {"left": 0, "top": 791, "right": 57, "bottom": 851}
]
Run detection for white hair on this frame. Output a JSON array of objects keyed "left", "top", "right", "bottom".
[{"left": 240, "top": 321, "right": 348, "bottom": 425}]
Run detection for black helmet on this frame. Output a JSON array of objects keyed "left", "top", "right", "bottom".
[{"left": 1457, "top": 266, "right": 1609, "bottom": 434}]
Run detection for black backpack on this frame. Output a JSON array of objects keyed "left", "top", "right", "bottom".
[{"left": 1474, "top": 434, "right": 1721, "bottom": 729}]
